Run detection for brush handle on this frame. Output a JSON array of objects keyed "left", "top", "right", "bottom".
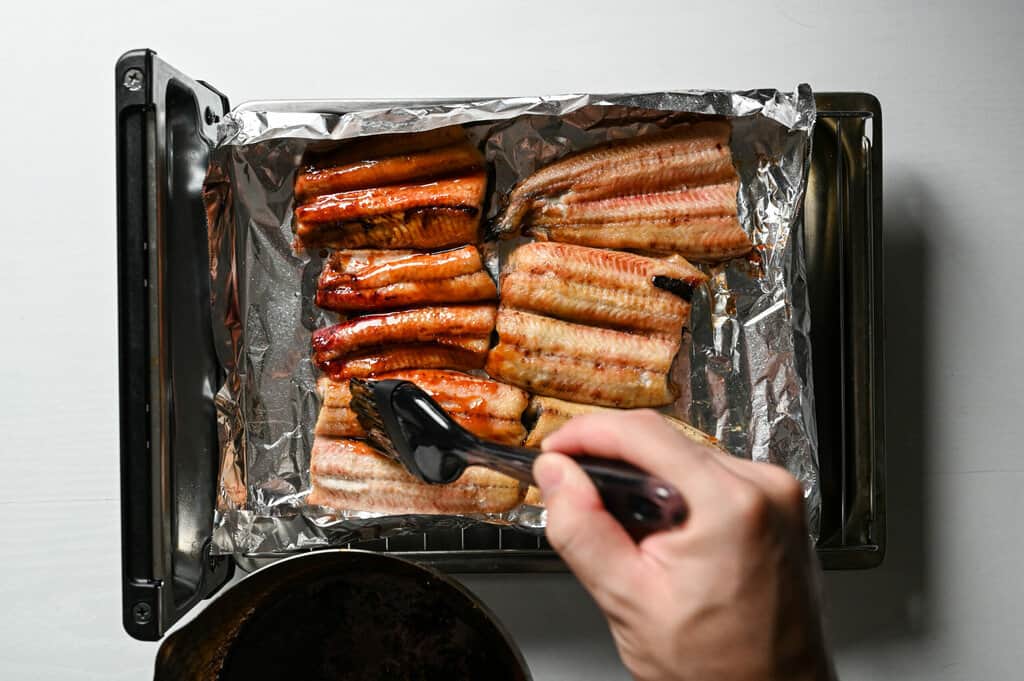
[{"left": 460, "top": 440, "right": 686, "bottom": 541}]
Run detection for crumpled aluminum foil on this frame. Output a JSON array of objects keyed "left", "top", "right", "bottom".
[{"left": 205, "top": 87, "right": 819, "bottom": 555}]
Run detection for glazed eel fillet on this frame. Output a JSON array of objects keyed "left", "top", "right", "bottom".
[
  {"left": 316, "top": 246, "right": 497, "bottom": 313},
  {"left": 294, "top": 173, "right": 487, "bottom": 251},
  {"left": 301, "top": 127, "right": 469, "bottom": 178},
  {"left": 492, "top": 121, "right": 752, "bottom": 262},
  {"left": 316, "top": 369, "right": 529, "bottom": 446},
  {"left": 522, "top": 395, "right": 722, "bottom": 450},
  {"left": 296, "top": 138, "right": 484, "bottom": 202},
  {"left": 312, "top": 304, "right": 497, "bottom": 378},
  {"left": 484, "top": 308, "right": 680, "bottom": 408},
  {"left": 308, "top": 437, "right": 524, "bottom": 515},
  {"left": 500, "top": 242, "right": 706, "bottom": 337}
]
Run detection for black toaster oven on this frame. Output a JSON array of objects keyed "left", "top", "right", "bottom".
[{"left": 116, "top": 49, "right": 885, "bottom": 640}]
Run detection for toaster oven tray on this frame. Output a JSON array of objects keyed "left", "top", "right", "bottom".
[{"left": 116, "top": 49, "right": 884, "bottom": 640}]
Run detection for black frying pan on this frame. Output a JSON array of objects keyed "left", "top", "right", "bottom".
[{"left": 153, "top": 549, "right": 531, "bottom": 681}]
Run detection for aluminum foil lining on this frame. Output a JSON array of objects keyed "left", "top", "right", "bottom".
[{"left": 206, "top": 87, "right": 819, "bottom": 556}]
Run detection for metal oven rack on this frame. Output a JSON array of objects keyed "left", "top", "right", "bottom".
[{"left": 117, "top": 49, "right": 884, "bottom": 640}]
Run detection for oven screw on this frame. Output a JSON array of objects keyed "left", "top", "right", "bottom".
[
  {"left": 123, "top": 68, "right": 144, "bottom": 92},
  {"left": 132, "top": 602, "right": 153, "bottom": 625}
]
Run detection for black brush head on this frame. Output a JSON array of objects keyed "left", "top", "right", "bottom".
[
  {"left": 348, "top": 378, "right": 470, "bottom": 484},
  {"left": 347, "top": 378, "right": 405, "bottom": 462}
]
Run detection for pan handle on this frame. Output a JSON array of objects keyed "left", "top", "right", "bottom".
[{"left": 116, "top": 48, "right": 233, "bottom": 640}]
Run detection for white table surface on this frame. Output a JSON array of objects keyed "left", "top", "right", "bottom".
[{"left": 2, "top": 1, "right": 1022, "bottom": 678}]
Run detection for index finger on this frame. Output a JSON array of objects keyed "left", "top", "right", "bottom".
[{"left": 541, "top": 409, "right": 731, "bottom": 508}]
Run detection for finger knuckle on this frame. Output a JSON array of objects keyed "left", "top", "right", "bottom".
[
  {"left": 730, "top": 482, "right": 771, "bottom": 530},
  {"left": 755, "top": 464, "right": 805, "bottom": 513},
  {"left": 776, "top": 472, "right": 806, "bottom": 512}
]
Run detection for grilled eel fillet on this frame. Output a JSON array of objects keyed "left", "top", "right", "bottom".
[
  {"left": 316, "top": 369, "right": 529, "bottom": 446},
  {"left": 522, "top": 395, "right": 721, "bottom": 450},
  {"left": 294, "top": 173, "right": 487, "bottom": 251},
  {"left": 492, "top": 122, "right": 752, "bottom": 262},
  {"left": 312, "top": 304, "right": 496, "bottom": 364},
  {"left": 316, "top": 246, "right": 497, "bottom": 313},
  {"left": 308, "top": 437, "right": 524, "bottom": 515},
  {"left": 312, "top": 304, "right": 497, "bottom": 378},
  {"left": 500, "top": 242, "right": 706, "bottom": 337},
  {"left": 301, "top": 127, "right": 469, "bottom": 175},
  {"left": 318, "top": 344, "right": 489, "bottom": 379},
  {"left": 484, "top": 308, "right": 680, "bottom": 408},
  {"left": 296, "top": 138, "right": 484, "bottom": 203}
]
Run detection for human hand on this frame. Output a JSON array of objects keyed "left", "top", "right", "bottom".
[{"left": 534, "top": 410, "right": 834, "bottom": 681}]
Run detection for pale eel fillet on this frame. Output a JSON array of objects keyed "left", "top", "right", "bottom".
[
  {"left": 311, "top": 304, "right": 496, "bottom": 366},
  {"left": 522, "top": 395, "right": 722, "bottom": 450},
  {"left": 493, "top": 122, "right": 734, "bottom": 237},
  {"left": 316, "top": 245, "right": 497, "bottom": 313},
  {"left": 307, "top": 437, "right": 524, "bottom": 515},
  {"left": 302, "top": 127, "right": 469, "bottom": 173},
  {"left": 530, "top": 215, "right": 752, "bottom": 263},
  {"left": 485, "top": 308, "right": 680, "bottom": 407},
  {"left": 295, "top": 141, "right": 484, "bottom": 203},
  {"left": 319, "top": 343, "right": 488, "bottom": 379},
  {"left": 294, "top": 173, "right": 486, "bottom": 250},
  {"left": 500, "top": 242, "right": 706, "bottom": 336},
  {"left": 315, "top": 369, "right": 529, "bottom": 445},
  {"left": 531, "top": 180, "right": 739, "bottom": 225}
]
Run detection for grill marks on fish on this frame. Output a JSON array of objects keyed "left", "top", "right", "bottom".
[
  {"left": 531, "top": 215, "right": 751, "bottom": 262},
  {"left": 485, "top": 308, "right": 680, "bottom": 407},
  {"left": 494, "top": 122, "right": 732, "bottom": 231},
  {"left": 500, "top": 242, "right": 704, "bottom": 336},
  {"left": 492, "top": 121, "right": 752, "bottom": 263},
  {"left": 315, "top": 370, "right": 528, "bottom": 445},
  {"left": 294, "top": 174, "right": 486, "bottom": 250},
  {"left": 316, "top": 246, "right": 497, "bottom": 312},
  {"left": 295, "top": 141, "right": 484, "bottom": 203},
  {"left": 532, "top": 181, "right": 739, "bottom": 225},
  {"left": 308, "top": 437, "right": 524, "bottom": 515},
  {"left": 561, "top": 140, "right": 735, "bottom": 206}
]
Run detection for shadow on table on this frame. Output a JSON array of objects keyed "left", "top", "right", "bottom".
[{"left": 824, "top": 176, "right": 933, "bottom": 650}]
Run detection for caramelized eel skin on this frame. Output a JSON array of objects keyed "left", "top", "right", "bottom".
[
  {"left": 302, "top": 128, "right": 469, "bottom": 173},
  {"left": 318, "top": 344, "right": 490, "bottom": 379},
  {"left": 316, "top": 246, "right": 496, "bottom": 313},
  {"left": 311, "top": 304, "right": 496, "bottom": 366},
  {"left": 315, "top": 370, "right": 528, "bottom": 445},
  {"left": 296, "top": 141, "right": 484, "bottom": 202},
  {"left": 295, "top": 173, "right": 487, "bottom": 250}
]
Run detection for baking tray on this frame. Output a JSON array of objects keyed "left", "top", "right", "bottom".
[{"left": 116, "top": 49, "right": 885, "bottom": 640}]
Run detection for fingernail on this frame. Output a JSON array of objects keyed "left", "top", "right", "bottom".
[{"left": 534, "top": 455, "right": 564, "bottom": 496}]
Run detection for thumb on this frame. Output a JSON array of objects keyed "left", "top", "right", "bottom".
[{"left": 535, "top": 452, "right": 641, "bottom": 597}]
